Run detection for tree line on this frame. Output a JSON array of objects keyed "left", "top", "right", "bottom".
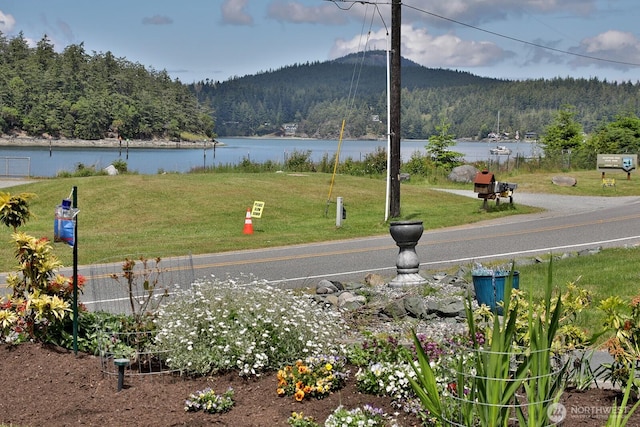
[
  {"left": 0, "top": 32, "right": 213, "bottom": 141},
  {"left": 2, "top": 30, "right": 640, "bottom": 148},
  {"left": 192, "top": 51, "right": 640, "bottom": 141}
]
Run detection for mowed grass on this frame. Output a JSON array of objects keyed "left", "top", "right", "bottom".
[
  {"left": 514, "top": 248, "right": 640, "bottom": 346},
  {"left": 0, "top": 172, "right": 538, "bottom": 271}
]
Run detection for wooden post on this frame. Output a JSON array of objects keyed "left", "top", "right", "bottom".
[
  {"left": 72, "top": 186, "right": 78, "bottom": 355},
  {"left": 389, "top": 0, "right": 401, "bottom": 218}
]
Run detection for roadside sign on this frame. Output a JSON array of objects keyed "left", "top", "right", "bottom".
[
  {"left": 597, "top": 154, "right": 637, "bottom": 173},
  {"left": 252, "top": 201, "right": 265, "bottom": 218}
]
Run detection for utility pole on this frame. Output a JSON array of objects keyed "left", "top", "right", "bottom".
[{"left": 389, "top": 0, "right": 401, "bottom": 218}]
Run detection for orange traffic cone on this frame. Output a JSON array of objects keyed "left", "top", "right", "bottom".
[{"left": 243, "top": 208, "right": 254, "bottom": 235}]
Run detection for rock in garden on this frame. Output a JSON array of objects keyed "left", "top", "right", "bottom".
[
  {"left": 338, "top": 292, "right": 366, "bottom": 310},
  {"left": 316, "top": 279, "right": 340, "bottom": 294},
  {"left": 323, "top": 294, "right": 339, "bottom": 307},
  {"left": 331, "top": 280, "right": 345, "bottom": 291},
  {"left": 364, "top": 273, "right": 386, "bottom": 286},
  {"left": 343, "top": 282, "right": 364, "bottom": 291},
  {"left": 427, "top": 297, "right": 465, "bottom": 318},
  {"left": 381, "top": 300, "right": 408, "bottom": 319},
  {"left": 403, "top": 296, "right": 427, "bottom": 319},
  {"left": 578, "top": 247, "right": 602, "bottom": 256}
]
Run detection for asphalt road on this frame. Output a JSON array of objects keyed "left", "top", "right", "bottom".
[{"left": 2, "top": 178, "right": 640, "bottom": 312}]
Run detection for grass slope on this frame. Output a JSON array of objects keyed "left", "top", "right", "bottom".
[{"left": 0, "top": 172, "right": 534, "bottom": 271}]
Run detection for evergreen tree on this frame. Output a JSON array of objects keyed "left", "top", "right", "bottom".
[
  {"left": 426, "top": 117, "right": 464, "bottom": 171},
  {"left": 540, "top": 105, "right": 584, "bottom": 157}
]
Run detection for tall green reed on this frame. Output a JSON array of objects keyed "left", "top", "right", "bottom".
[
  {"left": 516, "top": 258, "right": 566, "bottom": 426},
  {"left": 407, "top": 261, "right": 568, "bottom": 426},
  {"left": 459, "top": 268, "right": 531, "bottom": 427}
]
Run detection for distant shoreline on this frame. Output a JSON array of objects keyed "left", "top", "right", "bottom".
[
  {"left": 0, "top": 135, "right": 537, "bottom": 149},
  {"left": 0, "top": 136, "right": 223, "bottom": 149}
]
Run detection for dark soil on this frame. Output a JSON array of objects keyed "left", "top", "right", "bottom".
[{"left": 0, "top": 343, "right": 637, "bottom": 427}]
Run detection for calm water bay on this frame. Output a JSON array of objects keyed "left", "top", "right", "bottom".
[{"left": 0, "top": 138, "right": 541, "bottom": 178}]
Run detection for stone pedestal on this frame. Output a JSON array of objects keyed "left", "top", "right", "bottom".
[{"left": 388, "top": 220, "right": 428, "bottom": 287}]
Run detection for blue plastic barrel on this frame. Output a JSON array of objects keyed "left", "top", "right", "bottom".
[{"left": 472, "top": 272, "right": 519, "bottom": 313}]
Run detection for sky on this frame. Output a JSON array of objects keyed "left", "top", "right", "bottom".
[{"left": 1, "top": 0, "right": 640, "bottom": 84}]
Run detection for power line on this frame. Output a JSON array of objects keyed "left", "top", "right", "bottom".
[
  {"left": 403, "top": 2, "right": 640, "bottom": 67},
  {"left": 327, "top": 0, "right": 640, "bottom": 68}
]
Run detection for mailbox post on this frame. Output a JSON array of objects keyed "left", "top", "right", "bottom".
[{"left": 473, "top": 170, "right": 517, "bottom": 209}]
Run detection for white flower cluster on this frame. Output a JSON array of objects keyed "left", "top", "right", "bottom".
[
  {"left": 325, "top": 404, "right": 398, "bottom": 427},
  {"left": 152, "top": 277, "right": 346, "bottom": 376},
  {"left": 354, "top": 344, "right": 477, "bottom": 414},
  {"left": 355, "top": 361, "right": 417, "bottom": 404}
]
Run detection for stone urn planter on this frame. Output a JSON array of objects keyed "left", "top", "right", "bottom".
[{"left": 388, "top": 220, "right": 428, "bottom": 287}]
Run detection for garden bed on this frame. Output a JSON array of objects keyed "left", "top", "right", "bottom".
[{"left": 0, "top": 343, "right": 636, "bottom": 427}]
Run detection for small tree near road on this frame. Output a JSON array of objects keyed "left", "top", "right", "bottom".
[
  {"left": 540, "top": 105, "right": 584, "bottom": 158},
  {"left": 426, "top": 117, "right": 464, "bottom": 171}
]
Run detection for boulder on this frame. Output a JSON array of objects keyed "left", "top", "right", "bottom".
[
  {"left": 426, "top": 297, "right": 465, "bottom": 318},
  {"left": 551, "top": 176, "right": 577, "bottom": 186},
  {"left": 104, "top": 165, "right": 119, "bottom": 175},
  {"left": 448, "top": 165, "right": 479, "bottom": 183},
  {"left": 403, "top": 296, "right": 428, "bottom": 319},
  {"left": 381, "top": 300, "right": 407, "bottom": 319},
  {"left": 324, "top": 294, "right": 339, "bottom": 307},
  {"left": 338, "top": 292, "right": 366, "bottom": 309}
]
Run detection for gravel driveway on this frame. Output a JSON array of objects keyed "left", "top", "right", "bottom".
[
  {"left": 436, "top": 188, "right": 640, "bottom": 215},
  {"left": 0, "top": 179, "right": 36, "bottom": 189}
]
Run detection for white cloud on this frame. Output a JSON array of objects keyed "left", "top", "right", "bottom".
[
  {"left": 0, "top": 10, "right": 16, "bottom": 33},
  {"left": 569, "top": 30, "right": 640, "bottom": 69},
  {"left": 400, "top": 0, "right": 597, "bottom": 28},
  {"left": 330, "top": 25, "right": 508, "bottom": 68},
  {"left": 221, "top": 0, "right": 253, "bottom": 26}
]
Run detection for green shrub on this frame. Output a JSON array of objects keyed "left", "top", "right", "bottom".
[
  {"left": 285, "top": 149, "right": 314, "bottom": 172},
  {"left": 110, "top": 159, "right": 128, "bottom": 173},
  {"left": 361, "top": 146, "right": 387, "bottom": 175},
  {"left": 1, "top": 232, "right": 86, "bottom": 344}
]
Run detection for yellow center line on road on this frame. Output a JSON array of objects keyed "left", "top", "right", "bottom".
[
  {"left": 188, "top": 212, "right": 640, "bottom": 272},
  {"left": 2, "top": 212, "right": 640, "bottom": 289}
]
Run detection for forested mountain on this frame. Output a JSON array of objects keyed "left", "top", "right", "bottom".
[
  {"left": 191, "top": 50, "right": 640, "bottom": 140},
  {"left": 0, "top": 32, "right": 213, "bottom": 141},
  {"left": 1, "top": 28, "right": 638, "bottom": 143}
]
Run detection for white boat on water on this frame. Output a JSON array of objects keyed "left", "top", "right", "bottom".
[{"left": 490, "top": 145, "right": 512, "bottom": 155}]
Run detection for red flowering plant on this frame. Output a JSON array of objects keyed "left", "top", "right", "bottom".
[
  {"left": 277, "top": 355, "right": 347, "bottom": 402},
  {"left": 0, "top": 232, "right": 85, "bottom": 344}
]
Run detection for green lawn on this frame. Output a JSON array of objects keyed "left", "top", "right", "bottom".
[{"left": 0, "top": 172, "right": 538, "bottom": 271}]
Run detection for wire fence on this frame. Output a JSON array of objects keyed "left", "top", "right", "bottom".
[
  {"left": 83, "top": 253, "right": 196, "bottom": 315},
  {"left": 83, "top": 254, "right": 196, "bottom": 377},
  {"left": 0, "top": 156, "right": 31, "bottom": 177}
]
